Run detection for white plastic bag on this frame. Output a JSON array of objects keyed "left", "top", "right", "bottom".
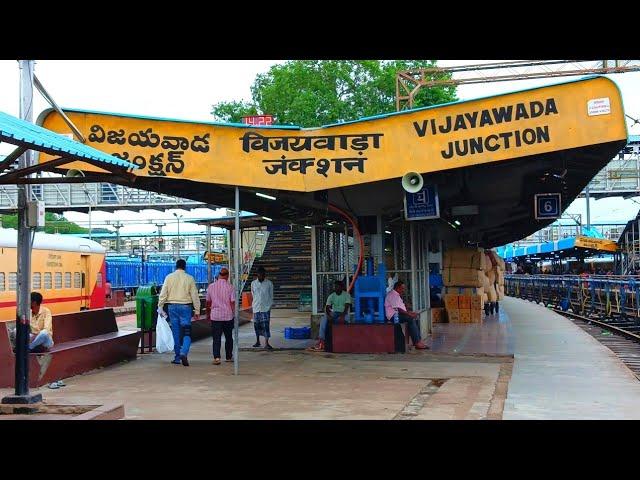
[{"left": 155, "top": 313, "right": 174, "bottom": 354}]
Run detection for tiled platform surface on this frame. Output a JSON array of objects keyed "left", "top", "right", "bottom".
[
  {"left": 4, "top": 300, "right": 639, "bottom": 419},
  {"left": 427, "top": 308, "right": 514, "bottom": 356},
  {"left": 502, "top": 297, "right": 640, "bottom": 419}
]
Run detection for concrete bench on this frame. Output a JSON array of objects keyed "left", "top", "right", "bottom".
[
  {"left": 0, "top": 308, "right": 140, "bottom": 388},
  {"left": 317, "top": 309, "right": 431, "bottom": 354},
  {"left": 329, "top": 323, "right": 403, "bottom": 353}
]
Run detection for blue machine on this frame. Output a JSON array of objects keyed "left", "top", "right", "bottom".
[{"left": 354, "top": 258, "right": 387, "bottom": 323}]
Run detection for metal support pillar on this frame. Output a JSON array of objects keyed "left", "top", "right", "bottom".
[
  {"left": 393, "top": 232, "right": 398, "bottom": 271},
  {"left": 344, "top": 224, "right": 350, "bottom": 289},
  {"left": 207, "top": 224, "right": 212, "bottom": 285},
  {"left": 114, "top": 223, "right": 122, "bottom": 253},
  {"left": 177, "top": 217, "right": 181, "bottom": 258},
  {"left": 233, "top": 187, "right": 240, "bottom": 376},
  {"left": 585, "top": 185, "right": 591, "bottom": 231},
  {"left": 311, "top": 226, "right": 318, "bottom": 315},
  {"left": 226, "top": 229, "right": 232, "bottom": 273},
  {"left": 370, "top": 214, "right": 384, "bottom": 266},
  {"left": 88, "top": 195, "right": 92, "bottom": 241},
  {"left": 155, "top": 223, "right": 165, "bottom": 252},
  {"left": 3, "top": 60, "right": 41, "bottom": 405},
  {"left": 410, "top": 222, "right": 418, "bottom": 309}
]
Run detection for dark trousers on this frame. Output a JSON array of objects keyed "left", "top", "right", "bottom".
[
  {"left": 398, "top": 312, "right": 421, "bottom": 344},
  {"left": 211, "top": 320, "right": 234, "bottom": 360}
]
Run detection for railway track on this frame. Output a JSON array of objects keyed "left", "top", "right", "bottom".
[{"left": 553, "top": 309, "right": 640, "bottom": 380}]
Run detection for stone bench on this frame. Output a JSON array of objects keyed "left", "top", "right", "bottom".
[{"left": 0, "top": 308, "right": 139, "bottom": 388}]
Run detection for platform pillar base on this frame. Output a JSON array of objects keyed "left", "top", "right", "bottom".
[{"left": 2, "top": 393, "right": 43, "bottom": 405}]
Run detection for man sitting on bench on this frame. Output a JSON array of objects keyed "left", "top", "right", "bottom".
[
  {"left": 29, "top": 292, "right": 54, "bottom": 353},
  {"left": 309, "top": 280, "right": 351, "bottom": 352},
  {"left": 384, "top": 280, "right": 428, "bottom": 350}
]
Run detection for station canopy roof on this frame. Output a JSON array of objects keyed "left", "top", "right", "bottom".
[
  {"left": 496, "top": 235, "right": 618, "bottom": 262},
  {"left": 0, "top": 110, "right": 137, "bottom": 187},
  {"left": 36, "top": 76, "right": 628, "bottom": 248}
]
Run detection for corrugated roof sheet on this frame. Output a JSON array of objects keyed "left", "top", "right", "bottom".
[
  {"left": 0, "top": 111, "right": 136, "bottom": 169},
  {"left": 497, "top": 235, "right": 614, "bottom": 260}
]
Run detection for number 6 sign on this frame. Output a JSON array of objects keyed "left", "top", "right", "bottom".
[{"left": 534, "top": 193, "right": 561, "bottom": 220}]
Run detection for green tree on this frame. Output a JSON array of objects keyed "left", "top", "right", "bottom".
[
  {"left": 211, "top": 60, "right": 457, "bottom": 127},
  {"left": 1, "top": 212, "right": 89, "bottom": 234}
]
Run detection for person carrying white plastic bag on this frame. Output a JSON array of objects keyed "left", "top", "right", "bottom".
[{"left": 155, "top": 307, "right": 174, "bottom": 354}]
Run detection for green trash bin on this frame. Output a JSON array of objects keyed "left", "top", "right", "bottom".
[{"left": 136, "top": 284, "right": 159, "bottom": 330}]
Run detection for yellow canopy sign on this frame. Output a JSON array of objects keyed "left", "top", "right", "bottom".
[
  {"left": 574, "top": 236, "right": 618, "bottom": 252},
  {"left": 38, "top": 76, "right": 627, "bottom": 192}
]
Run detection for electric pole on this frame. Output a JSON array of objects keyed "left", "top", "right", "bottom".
[{"left": 2, "top": 60, "right": 41, "bottom": 405}]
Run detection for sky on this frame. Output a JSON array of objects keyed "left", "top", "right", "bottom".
[{"left": 0, "top": 60, "right": 638, "bottom": 236}]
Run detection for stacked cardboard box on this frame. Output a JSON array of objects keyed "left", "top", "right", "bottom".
[
  {"left": 442, "top": 248, "right": 487, "bottom": 323},
  {"left": 431, "top": 307, "right": 447, "bottom": 324}
]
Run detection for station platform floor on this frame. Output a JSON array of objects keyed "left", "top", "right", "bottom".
[
  {"left": 500, "top": 297, "right": 640, "bottom": 420},
  {"left": 427, "top": 306, "right": 514, "bottom": 356},
  {"left": 3, "top": 298, "right": 640, "bottom": 419}
]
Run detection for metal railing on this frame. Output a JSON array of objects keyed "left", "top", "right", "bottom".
[
  {"left": 0, "top": 181, "right": 204, "bottom": 212},
  {"left": 505, "top": 274, "right": 640, "bottom": 319}
]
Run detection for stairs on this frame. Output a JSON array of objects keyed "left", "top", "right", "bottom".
[
  {"left": 243, "top": 229, "right": 312, "bottom": 309},
  {"left": 623, "top": 240, "right": 640, "bottom": 274}
]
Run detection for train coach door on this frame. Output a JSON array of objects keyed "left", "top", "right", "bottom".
[{"left": 81, "top": 253, "right": 90, "bottom": 310}]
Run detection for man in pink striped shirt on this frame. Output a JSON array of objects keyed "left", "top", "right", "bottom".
[
  {"left": 384, "top": 280, "right": 428, "bottom": 349},
  {"left": 206, "top": 267, "right": 237, "bottom": 365}
]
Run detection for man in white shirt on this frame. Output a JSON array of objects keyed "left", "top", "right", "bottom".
[{"left": 251, "top": 266, "right": 274, "bottom": 350}]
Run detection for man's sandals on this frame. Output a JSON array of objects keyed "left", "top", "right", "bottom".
[{"left": 307, "top": 341, "right": 325, "bottom": 352}]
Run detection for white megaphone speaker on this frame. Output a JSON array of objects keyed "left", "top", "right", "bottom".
[
  {"left": 66, "top": 169, "right": 85, "bottom": 178},
  {"left": 401, "top": 172, "right": 424, "bottom": 193}
]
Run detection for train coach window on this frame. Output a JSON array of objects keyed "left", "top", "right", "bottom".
[
  {"left": 74, "top": 272, "right": 81, "bottom": 288},
  {"left": 9, "top": 272, "right": 17, "bottom": 291},
  {"left": 44, "top": 272, "right": 52, "bottom": 289},
  {"left": 33, "top": 272, "right": 41, "bottom": 289},
  {"left": 65, "top": 272, "right": 71, "bottom": 288},
  {"left": 55, "top": 272, "right": 62, "bottom": 289},
  {"left": 0, "top": 272, "right": 5, "bottom": 291},
  {"left": 96, "top": 272, "right": 102, "bottom": 287}
]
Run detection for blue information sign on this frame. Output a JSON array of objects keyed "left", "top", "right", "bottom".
[
  {"left": 404, "top": 185, "right": 440, "bottom": 221},
  {"left": 534, "top": 193, "right": 561, "bottom": 220},
  {"left": 267, "top": 224, "right": 292, "bottom": 232}
]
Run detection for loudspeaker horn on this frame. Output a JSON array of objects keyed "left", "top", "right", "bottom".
[
  {"left": 401, "top": 172, "right": 424, "bottom": 193},
  {"left": 66, "top": 169, "right": 85, "bottom": 178}
]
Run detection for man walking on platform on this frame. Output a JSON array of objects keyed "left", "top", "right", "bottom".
[
  {"left": 251, "top": 266, "right": 274, "bottom": 350},
  {"left": 158, "top": 259, "right": 201, "bottom": 366},
  {"left": 206, "top": 267, "right": 237, "bottom": 365}
]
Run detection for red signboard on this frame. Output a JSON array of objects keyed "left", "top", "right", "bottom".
[{"left": 241, "top": 115, "right": 275, "bottom": 126}]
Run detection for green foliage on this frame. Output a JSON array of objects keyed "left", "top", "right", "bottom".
[
  {"left": 0, "top": 212, "right": 89, "bottom": 234},
  {"left": 211, "top": 60, "right": 457, "bottom": 127},
  {"left": 211, "top": 100, "right": 258, "bottom": 124}
]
